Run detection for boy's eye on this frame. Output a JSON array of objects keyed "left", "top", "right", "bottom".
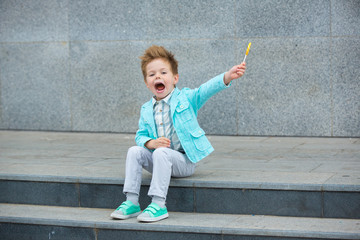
[
  {"left": 162, "top": 72, "right": 167, "bottom": 74},
  {"left": 149, "top": 73, "right": 155, "bottom": 77}
]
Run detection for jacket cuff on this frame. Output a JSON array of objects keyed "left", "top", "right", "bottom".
[
  {"left": 220, "top": 72, "right": 232, "bottom": 88},
  {"left": 136, "top": 136, "right": 153, "bottom": 149}
]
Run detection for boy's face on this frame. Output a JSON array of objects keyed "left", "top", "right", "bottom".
[{"left": 145, "top": 58, "right": 179, "bottom": 101}]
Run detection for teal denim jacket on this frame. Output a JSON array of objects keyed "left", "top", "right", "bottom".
[{"left": 135, "top": 72, "right": 230, "bottom": 163}]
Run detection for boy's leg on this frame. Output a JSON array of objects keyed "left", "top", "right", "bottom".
[
  {"left": 111, "top": 146, "right": 152, "bottom": 220},
  {"left": 137, "top": 147, "right": 195, "bottom": 222},
  {"left": 123, "top": 146, "right": 153, "bottom": 200},
  {"left": 148, "top": 147, "right": 195, "bottom": 200}
]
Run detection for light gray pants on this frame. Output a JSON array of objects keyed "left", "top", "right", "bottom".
[{"left": 123, "top": 146, "right": 196, "bottom": 199}]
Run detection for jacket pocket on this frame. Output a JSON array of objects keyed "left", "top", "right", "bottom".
[
  {"left": 175, "top": 101, "right": 192, "bottom": 122},
  {"left": 190, "top": 127, "right": 209, "bottom": 151}
]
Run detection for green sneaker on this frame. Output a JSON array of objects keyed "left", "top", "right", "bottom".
[
  {"left": 137, "top": 202, "right": 168, "bottom": 222},
  {"left": 110, "top": 200, "right": 141, "bottom": 220}
]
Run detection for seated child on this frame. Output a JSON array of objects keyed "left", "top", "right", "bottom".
[{"left": 111, "top": 45, "right": 246, "bottom": 222}]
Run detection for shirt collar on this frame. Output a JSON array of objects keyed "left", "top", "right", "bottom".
[{"left": 152, "top": 88, "right": 175, "bottom": 106}]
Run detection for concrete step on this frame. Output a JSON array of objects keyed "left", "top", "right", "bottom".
[
  {"left": 1, "top": 175, "right": 360, "bottom": 219},
  {"left": 1, "top": 203, "right": 359, "bottom": 240},
  {"left": 1, "top": 131, "right": 360, "bottom": 219}
]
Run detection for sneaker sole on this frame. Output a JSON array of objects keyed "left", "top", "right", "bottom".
[
  {"left": 137, "top": 212, "right": 169, "bottom": 222},
  {"left": 111, "top": 211, "right": 141, "bottom": 220}
]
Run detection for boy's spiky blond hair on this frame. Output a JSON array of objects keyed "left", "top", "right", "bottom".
[{"left": 139, "top": 45, "right": 178, "bottom": 81}]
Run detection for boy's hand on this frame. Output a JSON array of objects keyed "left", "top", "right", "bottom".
[
  {"left": 145, "top": 137, "right": 171, "bottom": 150},
  {"left": 224, "top": 62, "right": 246, "bottom": 85}
]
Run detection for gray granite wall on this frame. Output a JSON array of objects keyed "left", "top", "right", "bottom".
[{"left": 0, "top": 0, "right": 359, "bottom": 137}]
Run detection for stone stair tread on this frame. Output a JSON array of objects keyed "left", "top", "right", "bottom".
[
  {"left": 1, "top": 170, "right": 359, "bottom": 192},
  {"left": 1, "top": 203, "right": 359, "bottom": 239},
  {"left": 1, "top": 131, "right": 360, "bottom": 220},
  {"left": 1, "top": 131, "right": 359, "bottom": 192}
]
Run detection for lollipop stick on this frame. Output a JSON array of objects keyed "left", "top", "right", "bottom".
[{"left": 243, "top": 42, "right": 251, "bottom": 62}]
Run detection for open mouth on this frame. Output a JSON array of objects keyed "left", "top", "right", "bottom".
[{"left": 155, "top": 82, "right": 165, "bottom": 92}]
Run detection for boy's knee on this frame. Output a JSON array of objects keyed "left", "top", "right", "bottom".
[
  {"left": 127, "top": 146, "right": 146, "bottom": 159},
  {"left": 128, "top": 146, "right": 143, "bottom": 153},
  {"left": 152, "top": 148, "right": 172, "bottom": 166},
  {"left": 153, "top": 147, "right": 169, "bottom": 158}
]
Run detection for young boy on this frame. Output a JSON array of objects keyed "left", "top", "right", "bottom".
[{"left": 111, "top": 45, "right": 246, "bottom": 222}]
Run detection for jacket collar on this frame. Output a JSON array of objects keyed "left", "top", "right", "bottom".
[
  {"left": 151, "top": 88, "right": 175, "bottom": 106},
  {"left": 142, "top": 87, "right": 180, "bottom": 123},
  {"left": 169, "top": 87, "right": 180, "bottom": 116}
]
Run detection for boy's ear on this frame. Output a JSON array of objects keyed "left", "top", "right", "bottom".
[
  {"left": 144, "top": 79, "right": 150, "bottom": 89},
  {"left": 174, "top": 74, "right": 179, "bottom": 85}
]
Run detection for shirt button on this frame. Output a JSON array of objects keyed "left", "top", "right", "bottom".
[
  {"left": 180, "top": 105, "right": 184, "bottom": 108},
  {"left": 160, "top": 123, "right": 163, "bottom": 125}
]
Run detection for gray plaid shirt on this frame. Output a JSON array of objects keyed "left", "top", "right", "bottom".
[{"left": 152, "top": 90, "right": 184, "bottom": 153}]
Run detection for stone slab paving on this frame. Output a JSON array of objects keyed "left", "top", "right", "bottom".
[
  {"left": 0, "top": 130, "right": 359, "bottom": 191},
  {"left": 0, "top": 203, "right": 359, "bottom": 239}
]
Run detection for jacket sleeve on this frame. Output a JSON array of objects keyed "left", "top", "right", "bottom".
[
  {"left": 135, "top": 108, "right": 153, "bottom": 149},
  {"left": 185, "top": 72, "right": 231, "bottom": 111}
]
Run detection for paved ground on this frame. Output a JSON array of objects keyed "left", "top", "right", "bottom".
[
  {"left": 1, "top": 203, "right": 359, "bottom": 239},
  {"left": 0, "top": 130, "right": 359, "bottom": 191}
]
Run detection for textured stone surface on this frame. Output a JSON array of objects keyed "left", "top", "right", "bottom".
[
  {"left": 324, "top": 192, "right": 360, "bottom": 219},
  {"left": 99, "top": 229, "right": 222, "bottom": 240},
  {"left": 1, "top": 131, "right": 359, "bottom": 192},
  {"left": 0, "top": 0, "right": 359, "bottom": 136},
  {"left": 1, "top": 204, "right": 360, "bottom": 239},
  {"left": 237, "top": 38, "right": 332, "bottom": 136},
  {"left": 144, "top": 0, "right": 235, "bottom": 40},
  {"left": 1, "top": 131, "right": 359, "bottom": 219},
  {"left": 331, "top": 38, "right": 360, "bottom": 137},
  {"left": 236, "top": 0, "right": 330, "bottom": 37},
  {"left": 69, "top": 0, "right": 147, "bottom": 41},
  {"left": 70, "top": 41, "right": 146, "bottom": 132},
  {"left": 195, "top": 188, "right": 322, "bottom": 217},
  {"left": 0, "top": 223, "right": 95, "bottom": 240},
  {"left": 0, "top": 0, "right": 69, "bottom": 42},
  {"left": 80, "top": 183, "right": 123, "bottom": 209},
  {"left": 324, "top": 173, "right": 360, "bottom": 192},
  {"left": 0, "top": 181, "right": 79, "bottom": 207},
  {"left": 69, "top": 0, "right": 235, "bottom": 41},
  {"left": 0, "top": 43, "right": 71, "bottom": 131},
  {"left": 331, "top": 0, "right": 360, "bottom": 36}
]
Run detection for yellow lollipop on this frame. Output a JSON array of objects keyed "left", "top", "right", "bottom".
[{"left": 243, "top": 42, "right": 251, "bottom": 62}]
